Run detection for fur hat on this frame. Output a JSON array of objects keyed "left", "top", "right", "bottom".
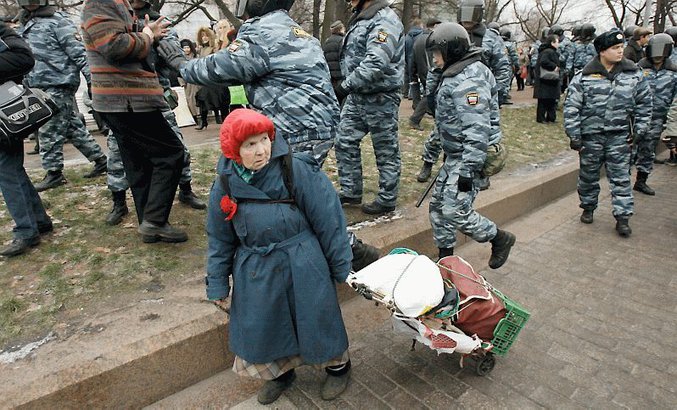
[
  {"left": 594, "top": 29, "right": 625, "bottom": 53},
  {"left": 219, "top": 109, "right": 275, "bottom": 164}
]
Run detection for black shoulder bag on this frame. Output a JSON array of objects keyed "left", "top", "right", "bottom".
[{"left": 0, "top": 81, "right": 58, "bottom": 145}]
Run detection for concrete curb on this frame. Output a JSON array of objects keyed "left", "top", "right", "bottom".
[{"left": 4, "top": 158, "right": 581, "bottom": 409}]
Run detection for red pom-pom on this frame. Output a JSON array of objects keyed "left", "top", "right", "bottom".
[{"left": 220, "top": 195, "right": 238, "bottom": 221}]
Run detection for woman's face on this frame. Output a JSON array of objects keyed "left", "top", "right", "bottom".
[
  {"left": 552, "top": 38, "right": 560, "bottom": 48},
  {"left": 182, "top": 45, "right": 191, "bottom": 56},
  {"left": 239, "top": 132, "right": 272, "bottom": 171},
  {"left": 201, "top": 33, "right": 210, "bottom": 44}
]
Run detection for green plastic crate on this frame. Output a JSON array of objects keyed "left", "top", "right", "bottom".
[{"left": 490, "top": 288, "right": 530, "bottom": 357}]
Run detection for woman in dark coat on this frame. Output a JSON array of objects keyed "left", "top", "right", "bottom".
[
  {"left": 534, "top": 34, "right": 561, "bottom": 123},
  {"left": 206, "top": 109, "right": 353, "bottom": 404},
  {"left": 0, "top": 22, "right": 52, "bottom": 257}
]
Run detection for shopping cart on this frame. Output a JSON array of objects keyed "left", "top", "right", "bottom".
[{"left": 346, "top": 248, "right": 529, "bottom": 376}]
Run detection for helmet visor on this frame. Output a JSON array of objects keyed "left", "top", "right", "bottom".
[
  {"left": 457, "top": 6, "right": 482, "bottom": 23},
  {"left": 235, "top": 0, "right": 248, "bottom": 18},
  {"left": 648, "top": 44, "right": 671, "bottom": 58}
]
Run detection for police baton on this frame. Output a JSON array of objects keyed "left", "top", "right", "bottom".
[{"left": 415, "top": 167, "right": 441, "bottom": 208}]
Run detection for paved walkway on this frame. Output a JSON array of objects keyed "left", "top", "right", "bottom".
[{"left": 156, "top": 164, "right": 676, "bottom": 409}]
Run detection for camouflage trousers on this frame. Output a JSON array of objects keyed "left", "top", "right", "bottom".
[
  {"left": 634, "top": 118, "right": 664, "bottom": 175},
  {"left": 38, "top": 87, "right": 105, "bottom": 172},
  {"left": 421, "top": 127, "right": 443, "bottom": 165},
  {"left": 578, "top": 133, "right": 633, "bottom": 217},
  {"left": 107, "top": 110, "right": 191, "bottom": 193},
  {"left": 335, "top": 92, "right": 401, "bottom": 207},
  {"left": 429, "top": 157, "right": 497, "bottom": 249}
]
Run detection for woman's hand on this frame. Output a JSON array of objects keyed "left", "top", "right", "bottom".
[
  {"left": 213, "top": 298, "right": 230, "bottom": 313},
  {"left": 142, "top": 15, "right": 170, "bottom": 42}
]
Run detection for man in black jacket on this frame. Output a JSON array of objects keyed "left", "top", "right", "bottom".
[
  {"left": 322, "top": 20, "right": 345, "bottom": 105},
  {"left": 0, "top": 22, "right": 53, "bottom": 257},
  {"left": 408, "top": 18, "right": 440, "bottom": 130},
  {"left": 624, "top": 26, "right": 651, "bottom": 63}
]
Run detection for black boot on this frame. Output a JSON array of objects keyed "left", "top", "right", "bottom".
[
  {"left": 83, "top": 155, "right": 108, "bottom": 178},
  {"left": 438, "top": 247, "right": 454, "bottom": 260},
  {"left": 0, "top": 236, "right": 40, "bottom": 257},
  {"left": 351, "top": 238, "right": 380, "bottom": 271},
  {"left": 416, "top": 161, "right": 433, "bottom": 183},
  {"left": 34, "top": 171, "right": 66, "bottom": 192},
  {"left": 215, "top": 113, "right": 223, "bottom": 124},
  {"left": 633, "top": 171, "right": 655, "bottom": 196},
  {"left": 580, "top": 209, "right": 594, "bottom": 224},
  {"left": 257, "top": 370, "right": 296, "bottom": 405},
  {"left": 107, "top": 190, "right": 129, "bottom": 226},
  {"left": 615, "top": 216, "right": 632, "bottom": 237},
  {"left": 488, "top": 229, "right": 516, "bottom": 269},
  {"left": 178, "top": 183, "right": 207, "bottom": 210},
  {"left": 361, "top": 200, "right": 395, "bottom": 215}
]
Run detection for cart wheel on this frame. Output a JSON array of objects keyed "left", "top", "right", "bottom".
[{"left": 475, "top": 353, "right": 495, "bottom": 376}]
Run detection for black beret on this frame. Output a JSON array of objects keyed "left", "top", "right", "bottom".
[{"left": 594, "top": 30, "right": 625, "bottom": 53}]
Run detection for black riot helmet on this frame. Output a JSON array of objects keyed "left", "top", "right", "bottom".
[
  {"left": 457, "top": 0, "right": 484, "bottom": 25},
  {"left": 487, "top": 22, "right": 500, "bottom": 33},
  {"left": 427, "top": 22, "right": 471, "bottom": 68},
  {"left": 235, "top": 0, "right": 295, "bottom": 19},
  {"left": 580, "top": 23, "right": 596, "bottom": 40},
  {"left": 549, "top": 25, "right": 564, "bottom": 36},
  {"left": 17, "top": 0, "right": 49, "bottom": 7},
  {"left": 646, "top": 33, "right": 674, "bottom": 59},
  {"left": 623, "top": 25, "right": 638, "bottom": 39},
  {"left": 571, "top": 25, "right": 581, "bottom": 39},
  {"left": 541, "top": 27, "right": 550, "bottom": 41},
  {"left": 500, "top": 28, "right": 511, "bottom": 41},
  {"left": 665, "top": 27, "right": 677, "bottom": 44}
]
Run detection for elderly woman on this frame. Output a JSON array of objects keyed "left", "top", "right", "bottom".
[
  {"left": 206, "top": 109, "right": 353, "bottom": 404},
  {"left": 534, "top": 34, "right": 561, "bottom": 123}
]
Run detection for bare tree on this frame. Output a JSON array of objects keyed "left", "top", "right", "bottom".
[
  {"left": 512, "top": 0, "right": 571, "bottom": 41},
  {"left": 485, "top": 0, "right": 512, "bottom": 22}
]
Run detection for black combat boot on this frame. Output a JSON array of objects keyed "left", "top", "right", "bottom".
[
  {"left": 361, "top": 200, "right": 395, "bottom": 215},
  {"left": 351, "top": 238, "right": 379, "bottom": 271},
  {"left": 0, "top": 236, "right": 40, "bottom": 257},
  {"left": 107, "top": 190, "right": 129, "bottom": 226},
  {"left": 83, "top": 155, "right": 108, "bottom": 178},
  {"left": 416, "top": 161, "right": 433, "bottom": 183},
  {"left": 178, "top": 182, "right": 207, "bottom": 210},
  {"left": 438, "top": 247, "right": 454, "bottom": 260},
  {"left": 34, "top": 170, "right": 66, "bottom": 192},
  {"left": 615, "top": 216, "right": 632, "bottom": 237},
  {"left": 138, "top": 221, "right": 188, "bottom": 243},
  {"left": 488, "top": 229, "right": 516, "bottom": 269},
  {"left": 580, "top": 209, "right": 594, "bottom": 224},
  {"left": 633, "top": 171, "right": 655, "bottom": 196}
]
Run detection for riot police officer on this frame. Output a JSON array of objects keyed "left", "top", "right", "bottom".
[
  {"left": 426, "top": 22, "right": 515, "bottom": 268},
  {"left": 564, "top": 29, "right": 652, "bottom": 237}
]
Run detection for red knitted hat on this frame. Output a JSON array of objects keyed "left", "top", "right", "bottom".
[{"left": 219, "top": 109, "right": 275, "bottom": 164}]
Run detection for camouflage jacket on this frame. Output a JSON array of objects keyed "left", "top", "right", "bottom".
[
  {"left": 571, "top": 40, "right": 597, "bottom": 73},
  {"left": 505, "top": 40, "right": 519, "bottom": 69},
  {"left": 470, "top": 24, "right": 511, "bottom": 102},
  {"left": 180, "top": 10, "right": 338, "bottom": 144},
  {"left": 18, "top": 6, "right": 90, "bottom": 89},
  {"left": 435, "top": 51, "right": 498, "bottom": 178},
  {"left": 339, "top": 0, "right": 404, "bottom": 94},
  {"left": 638, "top": 58, "right": 677, "bottom": 122},
  {"left": 530, "top": 40, "right": 541, "bottom": 67},
  {"left": 670, "top": 48, "right": 677, "bottom": 65},
  {"left": 559, "top": 37, "right": 575, "bottom": 72},
  {"left": 564, "top": 57, "right": 652, "bottom": 142}
]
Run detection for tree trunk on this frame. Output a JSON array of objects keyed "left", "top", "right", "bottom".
[
  {"left": 402, "top": 0, "right": 414, "bottom": 32},
  {"left": 321, "top": 0, "right": 336, "bottom": 41},
  {"left": 335, "top": 0, "right": 351, "bottom": 28}
]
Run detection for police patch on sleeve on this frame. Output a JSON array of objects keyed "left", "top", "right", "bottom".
[
  {"left": 376, "top": 30, "right": 389, "bottom": 43},
  {"left": 227, "top": 40, "right": 242, "bottom": 53},
  {"left": 292, "top": 27, "right": 311, "bottom": 38},
  {"left": 466, "top": 92, "right": 479, "bottom": 106}
]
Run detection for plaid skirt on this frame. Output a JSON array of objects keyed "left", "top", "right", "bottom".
[{"left": 233, "top": 349, "right": 350, "bottom": 380}]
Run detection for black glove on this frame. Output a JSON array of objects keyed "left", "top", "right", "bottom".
[
  {"left": 335, "top": 83, "right": 349, "bottom": 101},
  {"left": 157, "top": 39, "right": 188, "bottom": 72},
  {"left": 569, "top": 139, "right": 582, "bottom": 151},
  {"left": 86, "top": 82, "right": 92, "bottom": 99},
  {"left": 457, "top": 175, "right": 473, "bottom": 192}
]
